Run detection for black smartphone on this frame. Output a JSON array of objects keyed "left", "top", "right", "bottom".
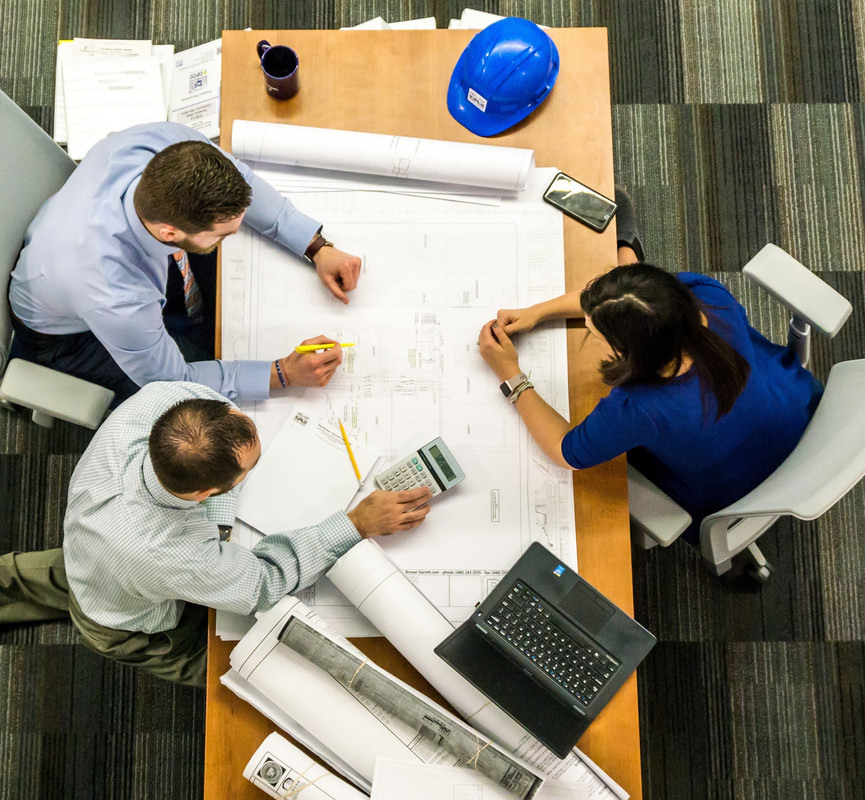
[{"left": 543, "top": 171, "right": 617, "bottom": 232}]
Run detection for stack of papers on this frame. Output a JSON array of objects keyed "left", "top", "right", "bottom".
[
  {"left": 235, "top": 406, "right": 379, "bottom": 535},
  {"left": 340, "top": 16, "right": 436, "bottom": 30},
  {"left": 448, "top": 8, "right": 547, "bottom": 29},
  {"left": 54, "top": 37, "right": 221, "bottom": 159}
]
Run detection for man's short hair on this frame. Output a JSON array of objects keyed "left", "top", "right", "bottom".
[
  {"left": 148, "top": 398, "right": 258, "bottom": 495},
  {"left": 133, "top": 140, "right": 252, "bottom": 234}
]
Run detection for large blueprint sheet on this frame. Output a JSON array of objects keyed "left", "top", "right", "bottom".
[{"left": 221, "top": 165, "right": 576, "bottom": 635}]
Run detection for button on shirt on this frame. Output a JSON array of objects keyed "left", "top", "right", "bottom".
[
  {"left": 63, "top": 381, "right": 361, "bottom": 634},
  {"left": 9, "top": 122, "right": 322, "bottom": 402}
]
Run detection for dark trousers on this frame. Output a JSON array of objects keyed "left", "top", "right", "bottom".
[
  {"left": 0, "top": 549, "right": 208, "bottom": 687},
  {"left": 9, "top": 251, "right": 217, "bottom": 406}
]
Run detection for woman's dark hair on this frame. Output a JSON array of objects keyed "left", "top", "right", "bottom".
[
  {"left": 579, "top": 264, "right": 750, "bottom": 419},
  {"left": 149, "top": 399, "right": 258, "bottom": 494}
]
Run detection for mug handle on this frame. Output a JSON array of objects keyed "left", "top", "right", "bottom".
[{"left": 257, "top": 40, "right": 271, "bottom": 59}]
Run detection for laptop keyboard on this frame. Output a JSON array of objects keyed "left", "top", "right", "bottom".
[{"left": 484, "top": 580, "right": 620, "bottom": 707}]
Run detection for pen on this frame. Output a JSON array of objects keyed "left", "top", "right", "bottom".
[
  {"left": 295, "top": 342, "right": 356, "bottom": 353},
  {"left": 338, "top": 419, "right": 363, "bottom": 487}
]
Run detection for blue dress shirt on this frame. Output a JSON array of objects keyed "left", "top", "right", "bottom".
[{"left": 9, "top": 122, "right": 322, "bottom": 401}]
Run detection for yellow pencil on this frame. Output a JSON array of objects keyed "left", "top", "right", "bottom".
[
  {"left": 295, "top": 342, "right": 356, "bottom": 353},
  {"left": 338, "top": 419, "right": 363, "bottom": 487}
]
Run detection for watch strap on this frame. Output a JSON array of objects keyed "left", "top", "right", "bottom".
[{"left": 304, "top": 232, "right": 333, "bottom": 264}]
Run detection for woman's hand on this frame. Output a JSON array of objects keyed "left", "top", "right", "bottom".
[
  {"left": 495, "top": 306, "right": 541, "bottom": 336},
  {"left": 478, "top": 320, "right": 522, "bottom": 381}
]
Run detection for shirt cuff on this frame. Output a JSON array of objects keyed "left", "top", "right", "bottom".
[
  {"left": 320, "top": 510, "right": 363, "bottom": 560},
  {"left": 238, "top": 360, "right": 275, "bottom": 401}
]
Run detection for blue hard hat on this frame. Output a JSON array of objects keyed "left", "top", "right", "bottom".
[{"left": 447, "top": 17, "right": 560, "bottom": 137}]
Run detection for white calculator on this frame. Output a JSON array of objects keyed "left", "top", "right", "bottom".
[{"left": 374, "top": 437, "right": 465, "bottom": 499}]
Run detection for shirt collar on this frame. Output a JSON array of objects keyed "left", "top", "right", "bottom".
[
  {"left": 142, "top": 456, "right": 200, "bottom": 510},
  {"left": 123, "top": 176, "right": 177, "bottom": 260}
]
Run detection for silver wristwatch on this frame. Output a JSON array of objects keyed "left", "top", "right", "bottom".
[{"left": 499, "top": 372, "right": 529, "bottom": 399}]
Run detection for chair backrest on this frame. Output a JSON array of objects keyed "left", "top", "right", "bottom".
[
  {"left": 0, "top": 89, "right": 76, "bottom": 373},
  {"left": 702, "top": 359, "right": 865, "bottom": 526}
]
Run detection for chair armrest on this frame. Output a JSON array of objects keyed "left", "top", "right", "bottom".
[
  {"left": 627, "top": 464, "right": 692, "bottom": 546},
  {"left": 742, "top": 244, "right": 852, "bottom": 337},
  {"left": 0, "top": 359, "right": 114, "bottom": 429}
]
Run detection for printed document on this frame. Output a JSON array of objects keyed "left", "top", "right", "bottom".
[
  {"left": 235, "top": 406, "right": 379, "bottom": 535},
  {"left": 220, "top": 125, "right": 576, "bottom": 636}
]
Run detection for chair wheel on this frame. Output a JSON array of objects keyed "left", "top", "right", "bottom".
[{"left": 748, "top": 561, "right": 773, "bottom": 583}]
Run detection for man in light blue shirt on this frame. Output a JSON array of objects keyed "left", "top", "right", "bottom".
[
  {"left": 9, "top": 122, "right": 361, "bottom": 403},
  {"left": 0, "top": 381, "right": 432, "bottom": 686}
]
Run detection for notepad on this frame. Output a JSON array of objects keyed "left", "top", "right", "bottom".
[{"left": 236, "top": 407, "right": 380, "bottom": 535}]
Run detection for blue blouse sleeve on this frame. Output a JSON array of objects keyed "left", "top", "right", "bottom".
[{"left": 560, "top": 389, "right": 659, "bottom": 469}]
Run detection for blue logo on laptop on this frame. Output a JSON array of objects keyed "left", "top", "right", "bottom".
[{"left": 553, "top": 564, "right": 566, "bottom": 577}]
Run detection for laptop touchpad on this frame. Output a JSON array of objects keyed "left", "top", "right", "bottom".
[{"left": 560, "top": 583, "right": 614, "bottom": 634}]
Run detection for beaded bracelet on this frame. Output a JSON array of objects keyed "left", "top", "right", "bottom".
[{"left": 274, "top": 359, "right": 288, "bottom": 388}]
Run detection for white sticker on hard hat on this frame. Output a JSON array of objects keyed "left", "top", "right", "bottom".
[{"left": 466, "top": 88, "right": 488, "bottom": 113}]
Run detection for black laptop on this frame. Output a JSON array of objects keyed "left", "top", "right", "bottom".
[{"left": 434, "top": 542, "right": 656, "bottom": 758}]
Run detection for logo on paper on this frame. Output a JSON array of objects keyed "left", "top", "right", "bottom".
[
  {"left": 189, "top": 70, "right": 207, "bottom": 92},
  {"left": 466, "top": 87, "right": 488, "bottom": 113},
  {"left": 293, "top": 412, "right": 309, "bottom": 426}
]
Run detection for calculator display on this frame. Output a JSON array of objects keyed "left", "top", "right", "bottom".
[{"left": 428, "top": 444, "right": 456, "bottom": 481}]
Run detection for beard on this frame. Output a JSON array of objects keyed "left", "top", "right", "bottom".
[{"left": 174, "top": 237, "right": 220, "bottom": 255}]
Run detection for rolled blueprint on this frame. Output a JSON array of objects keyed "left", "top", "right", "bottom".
[
  {"left": 244, "top": 732, "right": 367, "bottom": 800},
  {"left": 232, "top": 119, "right": 535, "bottom": 191},
  {"left": 326, "top": 540, "right": 629, "bottom": 797},
  {"left": 280, "top": 618, "right": 543, "bottom": 799},
  {"left": 327, "top": 539, "right": 529, "bottom": 745},
  {"left": 228, "top": 597, "right": 544, "bottom": 799}
]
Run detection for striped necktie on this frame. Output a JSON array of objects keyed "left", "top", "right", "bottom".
[{"left": 173, "top": 250, "right": 203, "bottom": 321}]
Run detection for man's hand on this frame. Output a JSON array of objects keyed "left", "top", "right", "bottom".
[
  {"left": 347, "top": 488, "right": 432, "bottom": 538},
  {"left": 314, "top": 246, "right": 362, "bottom": 304},
  {"left": 495, "top": 306, "right": 540, "bottom": 336},
  {"left": 272, "top": 336, "right": 343, "bottom": 389},
  {"left": 478, "top": 320, "right": 522, "bottom": 381}
]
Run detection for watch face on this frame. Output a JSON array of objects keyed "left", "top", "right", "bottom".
[{"left": 500, "top": 382, "right": 512, "bottom": 397}]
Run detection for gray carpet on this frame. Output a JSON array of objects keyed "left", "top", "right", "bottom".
[{"left": 1, "top": 2, "right": 864, "bottom": 799}]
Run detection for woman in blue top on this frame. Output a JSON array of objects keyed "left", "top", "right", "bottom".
[{"left": 477, "top": 193, "right": 822, "bottom": 544}]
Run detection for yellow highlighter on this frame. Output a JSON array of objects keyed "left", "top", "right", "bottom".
[
  {"left": 294, "top": 342, "right": 356, "bottom": 353},
  {"left": 338, "top": 419, "right": 363, "bottom": 488}
]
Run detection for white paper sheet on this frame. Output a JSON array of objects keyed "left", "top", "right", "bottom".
[
  {"left": 235, "top": 406, "right": 379, "bottom": 535},
  {"left": 220, "top": 163, "right": 575, "bottom": 636},
  {"left": 245, "top": 732, "right": 367, "bottom": 799},
  {"left": 53, "top": 38, "right": 153, "bottom": 143},
  {"left": 372, "top": 757, "right": 514, "bottom": 800},
  {"left": 63, "top": 55, "right": 165, "bottom": 159},
  {"left": 232, "top": 121, "right": 535, "bottom": 192},
  {"left": 168, "top": 38, "right": 222, "bottom": 138}
]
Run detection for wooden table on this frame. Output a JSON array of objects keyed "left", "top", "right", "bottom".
[{"left": 206, "top": 28, "right": 639, "bottom": 800}]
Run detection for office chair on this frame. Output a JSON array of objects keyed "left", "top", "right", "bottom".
[
  {"left": 628, "top": 244, "right": 862, "bottom": 581},
  {"left": 0, "top": 88, "right": 114, "bottom": 428}
]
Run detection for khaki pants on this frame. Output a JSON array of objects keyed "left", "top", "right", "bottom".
[{"left": 0, "top": 549, "right": 207, "bottom": 687}]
